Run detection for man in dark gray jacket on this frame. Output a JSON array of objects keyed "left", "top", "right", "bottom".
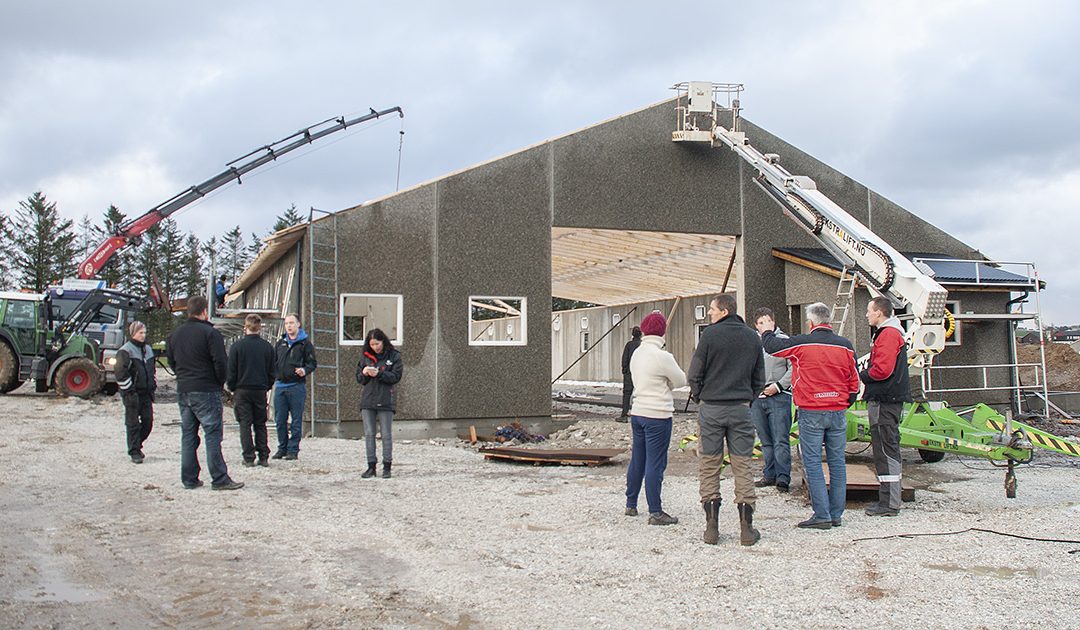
[
  {"left": 619, "top": 326, "right": 642, "bottom": 421},
  {"left": 687, "top": 293, "right": 765, "bottom": 546},
  {"left": 166, "top": 295, "right": 243, "bottom": 491},
  {"left": 750, "top": 307, "right": 794, "bottom": 492}
]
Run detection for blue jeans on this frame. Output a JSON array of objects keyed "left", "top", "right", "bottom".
[
  {"left": 625, "top": 415, "right": 673, "bottom": 514},
  {"left": 798, "top": 409, "right": 848, "bottom": 523},
  {"left": 179, "top": 391, "right": 232, "bottom": 487},
  {"left": 751, "top": 393, "right": 793, "bottom": 484},
  {"left": 274, "top": 383, "right": 306, "bottom": 455}
]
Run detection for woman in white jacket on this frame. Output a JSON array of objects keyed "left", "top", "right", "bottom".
[{"left": 624, "top": 311, "right": 687, "bottom": 526}]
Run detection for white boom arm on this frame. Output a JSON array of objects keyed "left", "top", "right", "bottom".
[{"left": 673, "top": 83, "right": 948, "bottom": 365}]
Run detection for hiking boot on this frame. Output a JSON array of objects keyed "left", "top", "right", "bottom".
[
  {"left": 796, "top": 518, "right": 833, "bottom": 530},
  {"left": 754, "top": 478, "right": 776, "bottom": 488},
  {"left": 183, "top": 480, "right": 204, "bottom": 490},
  {"left": 776, "top": 481, "right": 790, "bottom": 493},
  {"left": 212, "top": 481, "right": 245, "bottom": 491},
  {"left": 624, "top": 507, "right": 638, "bottom": 517},
  {"left": 242, "top": 460, "right": 256, "bottom": 467},
  {"left": 257, "top": 458, "right": 269, "bottom": 467},
  {"left": 738, "top": 503, "right": 761, "bottom": 546},
  {"left": 131, "top": 454, "right": 145, "bottom": 464},
  {"left": 648, "top": 511, "right": 678, "bottom": 526},
  {"left": 283, "top": 453, "right": 298, "bottom": 461},
  {"left": 381, "top": 462, "right": 392, "bottom": 479},
  {"left": 864, "top": 503, "right": 900, "bottom": 517},
  {"left": 361, "top": 463, "right": 377, "bottom": 479},
  {"left": 271, "top": 451, "right": 285, "bottom": 460},
  {"left": 702, "top": 499, "right": 721, "bottom": 545},
  {"left": 615, "top": 415, "right": 629, "bottom": 423}
]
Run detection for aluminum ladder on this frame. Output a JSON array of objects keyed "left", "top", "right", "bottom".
[
  {"left": 830, "top": 266, "right": 858, "bottom": 336},
  {"left": 307, "top": 208, "right": 340, "bottom": 435}
]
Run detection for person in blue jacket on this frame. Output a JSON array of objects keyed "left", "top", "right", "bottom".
[
  {"left": 356, "top": 328, "right": 403, "bottom": 478},
  {"left": 272, "top": 314, "right": 316, "bottom": 460}
]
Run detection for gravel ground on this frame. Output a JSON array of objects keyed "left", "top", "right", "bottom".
[{"left": 2, "top": 381, "right": 1079, "bottom": 629}]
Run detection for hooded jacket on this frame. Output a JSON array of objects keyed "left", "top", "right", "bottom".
[
  {"left": 687, "top": 314, "right": 765, "bottom": 405},
  {"left": 760, "top": 328, "right": 793, "bottom": 395},
  {"left": 762, "top": 324, "right": 860, "bottom": 411},
  {"left": 274, "top": 329, "right": 317, "bottom": 386},
  {"left": 860, "top": 316, "right": 912, "bottom": 403},
  {"left": 628, "top": 336, "right": 686, "bottom": 418},
  {"left": 356, "top": 347, "right": 403, "bottom": 411}
]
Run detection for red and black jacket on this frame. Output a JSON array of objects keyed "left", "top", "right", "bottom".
[
  {"left": 356, "top": 347, "right": 404, "bottom": 412},
  {"left": 860, "top": 318, "right": 912, "bottom": 403},
  {"left": 762, "top": 325, "right": 859, "bottom": 411}
]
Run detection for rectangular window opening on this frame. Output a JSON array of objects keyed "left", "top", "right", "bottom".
[
  {"left": 470, "top": 296, "right": 527, "bottom": 346},
  {"left": 340, "top": 294, "right": 403, "bottom": 346},
  {"left": 944, "top": 300, "right": 962, "bottom": 346}
]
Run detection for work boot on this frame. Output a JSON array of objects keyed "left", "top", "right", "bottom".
[
  {"left": 283, "top": 453, "right": 298, "bottom": 461},
  {"left": 702, "top": 499, "right": 721, "bottom": 545},
  {"left": 257, "top": 457, "right": 269, "bottom": 467},
  {"left": 753, "top": 478, "right": 776, "bottom": 488},
  {"left": 864, "top": 503, "right": 899, "bottom": 517},
  {"left": 361, "top": 463, "right": 377, "bottom": 478},
  {"left": 624, "top": 507, "right": 638, "bottom": 517},
  {"left": 381, "top": 462, "right": 392, "bottom": 479},
  {"left": 242, "top": 460, "right": 256, "bottom": 467},
  {"left": 738, "top": 503, "right": 760, "bottom": 546},
  {"left": 648, "top": 511, "right": 678, "bottom": 526},
  {"left": 776, "top": 481, "right": 790, "bottom": 493},
  {"left": 271, "top": 451, "right": 285, "bottom": 460}
]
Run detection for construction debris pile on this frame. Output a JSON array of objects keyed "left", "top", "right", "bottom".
[{"left": 1018, "top": 343, "right": 1080, "bottom": 391}]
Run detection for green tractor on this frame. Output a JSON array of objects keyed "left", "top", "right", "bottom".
[{"left": 0, "top": 288, "right": 156, "bottom": 397}]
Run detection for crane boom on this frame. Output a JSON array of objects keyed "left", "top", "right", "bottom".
[
  {"left": 78, "top": 106, "right": 404, "bottom": 279},
  {"left": 672, "top": 82, "right": 948, "bottom": 365}
]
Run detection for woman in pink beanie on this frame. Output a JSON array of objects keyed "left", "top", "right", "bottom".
[{"left": 624, "top": 311, "right": 686, "bottom": 525}]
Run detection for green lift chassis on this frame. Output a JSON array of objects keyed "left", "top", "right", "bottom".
[{"left": 682, "top": 402, "right": 1079, "bottom": 498}]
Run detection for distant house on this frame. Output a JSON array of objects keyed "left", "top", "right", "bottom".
[
  {"left": 1016, "top": 328, "right": 1043, "bottom": 345},
  {"left": 1053, "top": 329, "right": 1080, "bottom": 343}
]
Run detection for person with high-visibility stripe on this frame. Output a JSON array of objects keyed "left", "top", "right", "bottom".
[{"left": 860, "top": 296, "right": 912, "bottom": 516}]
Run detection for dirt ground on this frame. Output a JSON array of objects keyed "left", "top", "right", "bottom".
[{"left": 2, "top": 380, "right": 1079, "bottom": 629}]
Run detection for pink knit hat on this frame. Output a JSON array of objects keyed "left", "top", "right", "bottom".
[{"left": 639, "top": 311, "right": 667, "bottom": 337}]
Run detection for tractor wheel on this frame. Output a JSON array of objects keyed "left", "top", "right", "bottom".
[
  {"left": 55, "top": 358, "right": 103, "bottom": 398},
  {"left": 918, "top": 448, "right": 946, "bottom": 463},
  {"left": 0, "top": 342, "right": 20, "bottom": 393}
]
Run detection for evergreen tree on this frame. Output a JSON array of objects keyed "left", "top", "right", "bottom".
[
  {"left": 93, "top": 205, "right": 130, "bottom": 289},
  {"left": 156, "top": 219, "right": 184, "bottom": 302},
  {"left": 180, "top": 233, "right": 204, "bottom": 300},
  {"left": 201, "top": 235, "right": 222, "bottom": 290},
  {"left": 246, "top": 231, "right": 263, "bottom": 266},
  {"left": 221, "top": 226, "right": 247, "bottom": 281},
  {"left": 272, "top": 203, "right": 304, "bottom": 232},
  {"left": 132, "top": 224, "right": 162, "bottom": 296},
  {"left": 12, "top": 192, "right": 78, "bottom": 291},
  {"left": 0, "top": 212, "right": 15, "bottom": 290},
  {"left": 77, "top": 214, "right": 95, "bottom": 262}
]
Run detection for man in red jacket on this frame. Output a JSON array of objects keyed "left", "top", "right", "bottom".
[
  {"left": 860, "top": 297, "right": 912, "bottom": 516},
  {"left": 762, "top": 302, "right": 859, "bottom": 529}
]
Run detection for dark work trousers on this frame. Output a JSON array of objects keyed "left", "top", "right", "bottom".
[
  {"left": 123, "top": 391, "right": 154, "bottom": 457},
  {"left": 868, "top": 401, "right": 903, "bottom": 510},
  {"left": 234, "top": 388, "right": 270, "bottom": 462},
  {"left": 621, "top": 373, "right": 634, "bottom": 416}
]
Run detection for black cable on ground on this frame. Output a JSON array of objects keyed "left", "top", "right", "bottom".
[{"left": 851, "top": 527, "right": 1080, "bottom": 554}]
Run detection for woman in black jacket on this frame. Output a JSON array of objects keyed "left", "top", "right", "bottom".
[
  {"left": 115, "top": 321, "right": 157, "bottom": 464},
  {"left": 356, "top": 328, "right": 403, "bottom": 478}
]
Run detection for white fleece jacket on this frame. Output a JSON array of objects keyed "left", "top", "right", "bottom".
[{"left": 629, "top": 336, "right": 687, "bottom": 419}]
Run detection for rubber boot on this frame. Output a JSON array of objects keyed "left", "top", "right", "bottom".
[
  {"left": 381, "top": 462, "right": 392, "bottom": 479},
  {"left": 738, "top": 503, "right": 760, "bottom": 546},
  {"left": 361, "top": 462, "right": 377, "bottom": 478},
  {"left": 702, "top": 499, "right": 721, "bottom": 545}
]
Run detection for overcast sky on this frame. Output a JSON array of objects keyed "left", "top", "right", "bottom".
[{"left": 2, "top": 1, "right": 1077, "bottom": 322}]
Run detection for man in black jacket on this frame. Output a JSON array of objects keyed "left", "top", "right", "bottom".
[
  {"left": 687, "top": 294, "right": 765, "bottom": 546},
  {"left": 619, "top": 326, "right": 642, "bottom": 421},
  {"left": 166, "top": 295, "right": 243, "bottom": 491},
  {"left": 227, "top": 314, "right": 276, "bottom": 467},
  {"left": 272, "top": 313, "right": 317, "bottom": 460}
]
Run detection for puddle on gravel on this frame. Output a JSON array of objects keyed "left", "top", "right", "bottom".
[
  {"left": 925, "top": 563, "right": 1048, "bottom": 579},
  {"left": 510, "top": 523, "right": 556, "bottom": 532},
  {"left": 14, "top": 576, "right": 102, "bottom": 603}
]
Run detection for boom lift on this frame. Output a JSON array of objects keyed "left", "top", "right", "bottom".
[
  {"left": 78, "top": 106, "right": 404, "bottom": 279},
  {"left": 672, "top": 82, "right": 1077, "bottom": 496}
]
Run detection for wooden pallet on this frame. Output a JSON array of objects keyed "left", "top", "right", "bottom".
[
  {"left": 479, "top": 447, "right": 624, "bottom": 466},
  {"left": 821, "top": 462, "right": 916, "bottom": 502}
]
